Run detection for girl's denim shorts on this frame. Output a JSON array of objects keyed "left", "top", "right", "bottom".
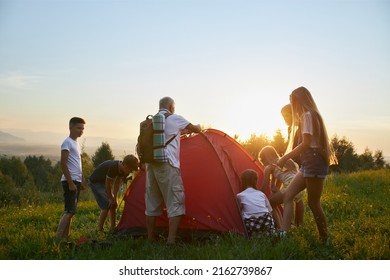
[{"left": 300, "top": 148, "right": 329, "bottom": 179}]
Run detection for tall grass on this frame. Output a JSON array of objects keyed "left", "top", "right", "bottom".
[{"left": 0, "top": 169, "right": 389, "bottom": 260}]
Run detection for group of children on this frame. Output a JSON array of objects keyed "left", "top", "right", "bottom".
[
  {"left": 236, "top": 86, "right": 335, "bottom": 242},
  {"left": 56, "top": 117, "right": 139, "bottom": 239},
  {"left": 236, "top": 146, "right": 302, "bottom": 238},
  {"left": 57, "top": 86, "right": 334, "bottom": 243}
]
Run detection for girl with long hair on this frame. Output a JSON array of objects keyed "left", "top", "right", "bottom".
[{"left": 277, "top": 86, "right": 336, "bottom": 242}]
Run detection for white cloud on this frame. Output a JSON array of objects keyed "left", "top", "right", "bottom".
[{"left": 0, "top": 72, "right": 45, "bottom": 89}]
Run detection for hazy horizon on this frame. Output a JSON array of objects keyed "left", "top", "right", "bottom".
[{"left": 1, "top": 126, "right": 389, "bottom": 163}]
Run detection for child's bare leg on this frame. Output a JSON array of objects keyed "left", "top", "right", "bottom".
[
  {"left": 294, "top": 200, "right": 305, "bottom": 226},
  {"left": 306, "top": 178, "right": 327, "bottom": 240},
  {"left": 56, "top": 213, "right": 73, "bottom": 239},
  {"left": 281, "top": 173, "right": 305, "bottom": 232},
  {"left": 98, "top": 209, "right": 109, "bottom": 231}
]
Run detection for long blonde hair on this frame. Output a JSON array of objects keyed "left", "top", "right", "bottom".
[
  {"left": 288, "top": 86, "right": 337, "bottom": 165},
  {"left": 259, "top": 145, "right": 298, "bottom": 172}
]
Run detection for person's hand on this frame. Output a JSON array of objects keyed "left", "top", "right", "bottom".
[
  {"left": 180, "top": 129, "right": 191, "bottom": 135},
  {"left": 68, "top": 182, "right": 77, "bottom": 192},
  {"left": 80, "top": 181, "right": 87, "bottom": 190},
  {"left": 271, "top": 184, "right": 279, "bottom": 194},
  {"left": 109, "top": 197, "right": 118, "bottom": 209},
  {"left": 277, "top": 157, "right": 287, "bottom": 169}
]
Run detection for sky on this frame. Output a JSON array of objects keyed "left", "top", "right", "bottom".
[{"left": 0, "top": 0, "right": 389, "bottom": 157}]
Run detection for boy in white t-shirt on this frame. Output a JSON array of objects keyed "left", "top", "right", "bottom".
[
  {"left": 56, "top": 117, "right": 86, "bottom": 239},
  {"left": 236, "top": 169, "right": 276, "bottom": 237}
]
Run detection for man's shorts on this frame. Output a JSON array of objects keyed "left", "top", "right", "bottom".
[
  {"left": 145, "top": 162, "right": 185, "bottom": 218},
  {"left": 62, "top": 180, "right": 81, "bottom": 214},
  {"left": 89, "top": 181, "right": 110, "bottom": 209},
  {"left": 300, "top": 148, "right": 329, "bottom": 179}
]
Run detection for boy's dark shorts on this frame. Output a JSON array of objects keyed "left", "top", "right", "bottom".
[
  {"left": 89, "top": 181, "right": 110, "bottom": 209},
  {"left": 300, "top": 148, "right": 329, "bottom": 179},
  {"left": 62, "top": 180, "right": 81, "bottom": 214}
]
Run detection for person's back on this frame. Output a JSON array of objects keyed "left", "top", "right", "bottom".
[
  {"left": 237, "top": 187, "right": 271, "bottom": 219},
  {"left": 236, "top": 169, "right": 275, "bottom": 237},
  {"left": 160, "top": 110, "right": 191, "bottom": 168},
  {"left": 145, "top": 97, "right": 201, "bottom": 244},
  {"left": 89, "top": 156, "right": 138, "bottom": 231},
  {"left": 89, "top": 160, "right": 123, "bottom": 183}
]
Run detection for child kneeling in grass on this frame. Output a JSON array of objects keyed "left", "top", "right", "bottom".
[{"left": 236, "top": 169, "right": 276, "bottom": 237}]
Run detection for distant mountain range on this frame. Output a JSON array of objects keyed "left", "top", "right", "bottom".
[
  {"left": 0, "top": 131, "right": 25, "bottom": 143},
  {"left": 0, "top": 129, "right": 137, "bottom": 161}
]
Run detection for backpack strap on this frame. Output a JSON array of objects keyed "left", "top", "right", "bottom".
[
  {"left": 162, "top": 112, "right": 179, "bottom": 147},
  {"left": 165, "top": 134, "right": 177, "bottom": 146}
]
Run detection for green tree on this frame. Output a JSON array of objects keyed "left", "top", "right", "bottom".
[
  {"left": 239, "top": 133, "right": 270, "bottom": 159},
  {"left": 49, "top": 161, "right": 63, "bottom": 195},
  {"left": 0, "top": 171, "right": 18, "bottom": 207},
  {"left": 359, "top": 147, "right": 375, "bottom": 170},
  {"left": 270, "top": 129, "right": 287, "bottom": 156},
  {"left": 24, "top": 155, "right": 53, "bottom": 192},
  {"left": 92, "top": 142, "right": 115, "bottom": 167},
  {"left": 80, "top": 140, "right": 94, "bottom": 179},
  {"left": 0, "top": 162, "right": 38, "bottom": 207},
  {"left": 0, "top": 156, "right": 30, "bottom": 186},
  {"left": 330, "top": 135, "right": 359, "bottom": 172},
  {"left": 373, "top": 150, "right": 385, "bottom": 169},
  {"left": 82, "top": 151, "right": 94, "bottom": 179}
]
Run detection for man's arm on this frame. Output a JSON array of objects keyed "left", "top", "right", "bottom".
[{"left": 185, "top": 123, "right": 201, "bottom": 133}]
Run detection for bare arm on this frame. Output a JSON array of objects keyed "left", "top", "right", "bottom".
[
  {"left": 113, "top": 178, "right": 121, "bottom": 200},
  {"left": 105, "top": 176, "right": 115, "bottom": 208},
  {"left": 185, "top": 123, "right": 201, "bottom": 133},
  {"left": 271, "top": 178, "right": 282, "bottom": 194},
  {"left": 261, "top": 165, "right": 273, "bottom": 193},
  {"left": 61, "top": 150, "right": 77, "bottom": 191},
  {"left": 278, "top": 133, "right": 312, "bottom": 168}
]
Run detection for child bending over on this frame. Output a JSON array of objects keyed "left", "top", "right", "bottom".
[{"left": 259, "top": 145, "right": 305, "bottom": 228}]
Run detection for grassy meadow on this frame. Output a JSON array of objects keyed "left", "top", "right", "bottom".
[{"left": 0, "top": 169, "right": 389, "bottom": 260}]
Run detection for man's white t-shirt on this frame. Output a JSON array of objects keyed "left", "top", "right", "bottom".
[
  {"left": 163, "top": 113, "right": 190, "bottom": 169},
  {"left": 60, "top": 137, "right": 82, "bottom": 182}
]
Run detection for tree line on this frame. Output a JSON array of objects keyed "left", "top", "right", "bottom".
[
  {"left": 238, "top": 130, "right": 388, "bottom": 172},
  {"left": 0, "top": 132, "right": 388, "bottom": 207},
  {"left": 0, "top": 142, "right": 115, "bottom": 207}
]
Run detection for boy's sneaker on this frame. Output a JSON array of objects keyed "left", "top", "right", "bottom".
[{"left": 273, "top": 230, "right": 287, "bottom": 238}]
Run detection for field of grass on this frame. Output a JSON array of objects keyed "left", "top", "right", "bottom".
[{"left": 0, "top": 169, "right": 389, "bottom": 260}]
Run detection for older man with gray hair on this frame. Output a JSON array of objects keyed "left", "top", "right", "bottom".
[{"left": 145, "top": 96, "right": 201, "bottom": 244}]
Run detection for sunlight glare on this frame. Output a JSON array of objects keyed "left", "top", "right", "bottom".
[{"left": 220, "top": 92, "right": 289, "bottom": 142}]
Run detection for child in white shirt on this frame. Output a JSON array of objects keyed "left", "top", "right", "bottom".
[{"left": 236, "top": 169, "right": 276, "bottom": 237}]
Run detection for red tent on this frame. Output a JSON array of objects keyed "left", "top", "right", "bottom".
[{"left": 117, "top": 129, "right": 267, "bottom": 237}]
